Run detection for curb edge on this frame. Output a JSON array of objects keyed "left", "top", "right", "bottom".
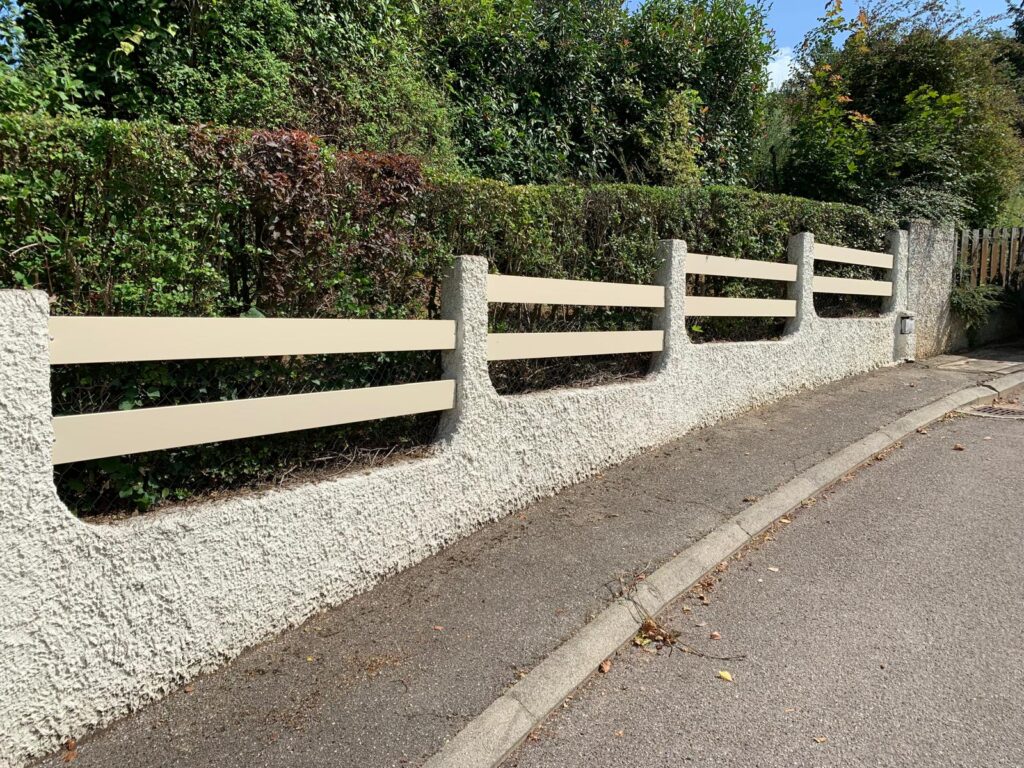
[{"left": 422, "top": 376, "right": 1021, "bottom": 768}]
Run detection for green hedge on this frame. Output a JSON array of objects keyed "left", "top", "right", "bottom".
[{"left": 0, "top": 115, "right": 895, "bottom": 514}]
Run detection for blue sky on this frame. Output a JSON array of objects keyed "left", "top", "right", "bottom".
[{"left": 625, "top": 1, "right": 1015, "bottom": 87}]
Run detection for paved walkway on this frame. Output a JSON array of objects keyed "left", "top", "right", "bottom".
[
  {"left": 37, "top": 349, "right": 1022, "bottom": 767},
  {"left": 506, "top": 405, "right": 1024, "bottom": 767}
]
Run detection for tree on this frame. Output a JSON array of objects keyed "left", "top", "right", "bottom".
[{"left": 777, "top": 0, "right": 1024, "bottom": 225}]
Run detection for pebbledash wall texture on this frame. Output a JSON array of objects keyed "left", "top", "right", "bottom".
[{"left": 0, "top": 228, "right": 961, "bottom": 766}]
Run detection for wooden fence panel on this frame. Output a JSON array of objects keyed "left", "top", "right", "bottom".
[
  {"left": 685, "top": 297, "right": 797, "bottom": 317},
  {"left": 957, "top": 227, "right": 1024, "bottom": 288}
]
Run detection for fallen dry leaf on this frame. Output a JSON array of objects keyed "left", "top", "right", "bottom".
[
  {"left": 717, "top": 670, "right": 734, "bottom": 683},
  {"left": 917, "top": 427, "right": 929, "bottom": 434},
  {"left": 599, "top": 659, "right": 612, "bottom": 674},
  {"left": 432, "top": 625, "right": 445, "bottom": 631},
  {"left": 779, "top": 517, "right": 792, "bottom": 524},
  {"left": 767, "top": 567, "right": 780, "bottom": 573},
  {"left": 784, "top": 707, "right": 797, "bottom": 713},
  {"left": 709, "top": 631, "right": 722, "bottom": 641},
  {"left": 953, "top": 444, "right": 966, "bottom": 452},
  {"left": 813, "top": 736, "right": 828, "bottom": 744},
  {"left": 614, "top": 730, "right": 625, "bottom": 738},
  {"left": 61, "top": 740, "right": 77, "bottom": 764},
  {"left": 743, "top": 496, "right": 760, "bottom": 503},
  {"left": 183, "top": 684, "right": 195, "bottom": 694}
]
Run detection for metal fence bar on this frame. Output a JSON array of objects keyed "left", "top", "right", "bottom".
[
  {"left": 686, "top": 254, "right": 797, "bottom": 282},
  {"left": 812, "top": 276, "right": 894, "bottom": 297},
  {"left": 52, "top": 380, "right": 456, "bottom": 464},
  {"left": 487, "top": 330, "right": 664, "bottom": 361},
  {"left": 49, "top": 317, "right": 457, "bottom": 365},
  {"left": 685, "top": 296, "right": 797, "bottom": 317},
  {"left": 486, "top": 274, "right": 665, "bottom": 308},
  {"left": 814, "top": 243, "right": 894, "bottom": 270}
]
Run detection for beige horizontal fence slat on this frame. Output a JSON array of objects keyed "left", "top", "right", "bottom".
[
  {"left": 49, "top": 317, "right": 457, "bottom": 365},
  {"left": 52, "top": 380, "right": 456, "bottom": 465},
  {"left": 486, "top": 274, "right": 665, "bottom": 308},
  {"left": 487, "top": 330, "right": 664, "bottom": 361},
  {"left": 685, "top": 296, "right": 797, "bottom": 317},
  {"left": 687, "top": 254, "right": 797, "bottom": 282},
  {"left": 814, "top": 243, "right": 894, "bottom": 270},
  {"left": 812, "top": 276, "right": 893, "bottom": 297}
]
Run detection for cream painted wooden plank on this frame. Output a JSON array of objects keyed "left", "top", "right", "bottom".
[
  {"left": 487, "top": 330, "right": 663, "bottom": 361},
  {"left": 52, "top": 380, "right": 456, "bottom": 464},
  {"left": 687, "top": 254, "right": 797, "bottom": 282},
  {"left": 812, "top": 276, "right": 893, "bottom": 297},
  {"left": 815, "top": 243, "right": 893, "bottom": 270},
  {"left": 48, "top": 317, "right": 456, "bottom": 365},
  {"left": 486, "top": 274, "right": 665, "bottom": 308},
  {"left": 685, "top": 296, "right": 797, "bottom": 317}
]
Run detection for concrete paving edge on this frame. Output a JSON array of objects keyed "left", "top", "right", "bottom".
[{"left": 421, "top": 374, "right": 1024, "bottom": 768}]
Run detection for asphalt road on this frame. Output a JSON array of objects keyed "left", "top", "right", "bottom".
[{"left": 506, "top": 410, "right": 1024, "bottom": 768}]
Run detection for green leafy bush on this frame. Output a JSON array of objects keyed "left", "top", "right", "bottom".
[
  {"left": 950, "top": 278, "right": 1005, "bottom": 347},
  {"left": 774, "top": 0, "right": 1024, "bottom": 226},
  {"left": 0, "top": 114, "right": 892, "bottom": 514},
  {"left": 6, "top": 0, "right": 773, "bottom": 186},
  {"left": 9, "top": 0, "right": 455, "bottom": 163},
  {"left": 420, "top": 0, "right": 773, "bottom": 185}
]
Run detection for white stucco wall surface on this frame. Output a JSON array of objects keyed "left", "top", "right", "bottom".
[{"left": 1, "top": 232, "right": 927, "bottom": 766}]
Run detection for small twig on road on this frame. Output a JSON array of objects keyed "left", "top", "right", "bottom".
[{"left": 670, "top": 645, "right": 747, "bottom": 663}]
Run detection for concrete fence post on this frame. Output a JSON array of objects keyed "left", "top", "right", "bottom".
[
  {"left": 785, "top": 233, "right": 816, "bottom": 336},
  {"left": 907, "top": 220, "right": 960, "bottom": 358},
  {"left": 654, "top": 239, "right": 688, "bottom": 374},
  {"left": 886, "top": 229, "right": 916, "bottom": 361},
  {"left": 437, "top": 255, "right": 497, "bottom": 441},
  {"left": 0, "top": 290, "right": 83, "bottom": 767},
  {"left": 0, "top": 290, "right": 57, "bottom": 521}
]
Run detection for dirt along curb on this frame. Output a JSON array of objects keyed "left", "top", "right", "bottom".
[{"left": 422, "top": 372, "right": 1024, "bottom": 768}]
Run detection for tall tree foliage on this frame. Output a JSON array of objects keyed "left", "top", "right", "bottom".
[
  {"left": 9, "top": 0, "right": 454, "bottom": 159},
  {"left": 420, "top": 0, "right": 772, "bottom": 184},
  {"left": 2, "top": 0, "right": 773, "bottom": 186},
  {"left": 776, "top": 0, "right": 1024, "bottom": 225}
]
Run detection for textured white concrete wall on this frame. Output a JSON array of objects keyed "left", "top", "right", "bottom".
[
  {"left": 907, "top": 220, "right": 1019, "bottom": 356},
  {"left": 1, "top": 233, "right": 915, "bottom": 767},
  {"left": 907, "top": 220, "right": 961, "bottom": 357}
]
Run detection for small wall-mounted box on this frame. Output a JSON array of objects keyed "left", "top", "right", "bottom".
[{"left": 900, "top": 312, "right": 916, "bottom": 336}]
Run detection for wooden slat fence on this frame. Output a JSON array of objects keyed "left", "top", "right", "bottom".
[{"left": 957, "top": 227, "right": 1024, "bottom": 288}]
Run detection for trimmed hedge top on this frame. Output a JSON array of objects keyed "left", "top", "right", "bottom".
[{"left": 1, "top": 114, "right": 894, "bottom": 319}]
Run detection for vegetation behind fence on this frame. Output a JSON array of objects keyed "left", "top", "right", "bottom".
[{"left": 0, "top": 114, "right": 893, "bottom": 516}]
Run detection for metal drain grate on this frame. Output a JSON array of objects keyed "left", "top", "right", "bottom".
[{"left": 962, "top": 403, "right": 1024, "bottom": 420}]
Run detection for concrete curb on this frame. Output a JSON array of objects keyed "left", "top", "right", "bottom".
[{"left": 422, "top": 375, "right": 1024, "bottom": 768}]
